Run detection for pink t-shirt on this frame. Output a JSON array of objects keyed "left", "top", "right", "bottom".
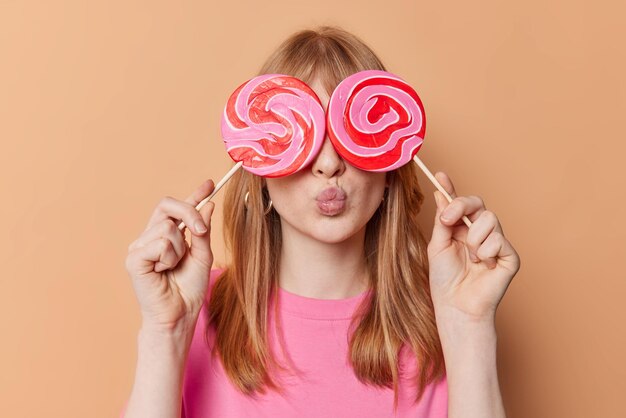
[{"left": 120, "top": 269, "right": 448, "bottom": 417}]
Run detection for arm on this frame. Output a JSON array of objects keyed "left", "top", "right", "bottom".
[
  {"left": 426, "top": 173, "right": 520, "bottom": 418},
  {"left": 437, "top": 314, "right": 505, "bottom": 418},
  {"left": 121, "top": 179, "right": 218, "bottom": 418},
  {"left": 122, "top": 320, "right": 197, "bottom": 418}
]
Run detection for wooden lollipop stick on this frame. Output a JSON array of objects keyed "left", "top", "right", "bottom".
[
  {"left": 412, "top": 155, "right": 472, "bottom": 228},
  {"left": 177, "top": 161, "right": 244, "bottom": 231}
]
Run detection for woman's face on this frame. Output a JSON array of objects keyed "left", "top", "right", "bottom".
[{"left": 264, "top": 78, "right": 388, "bottom": 244}]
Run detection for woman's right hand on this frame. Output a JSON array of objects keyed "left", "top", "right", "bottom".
[{"left": 125, "top": 179, "right": 216, "bottom": 332}]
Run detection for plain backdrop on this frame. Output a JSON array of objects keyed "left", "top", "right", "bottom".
[{"left": 1, "top": 1, "right": 624, "bottom": 417}]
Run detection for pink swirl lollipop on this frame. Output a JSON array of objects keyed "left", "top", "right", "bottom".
[
  {"left": 328, "top": 70, "right": 472, "bottom": 227},
  {"left": 221, "top": 74, "right": 326, "bottom": 177},
  {"left": 327, "top": 70, "right": 425, "bottom": 172},
  {"left": 177, "top": 74, "right": 325, "bottom": 232}
]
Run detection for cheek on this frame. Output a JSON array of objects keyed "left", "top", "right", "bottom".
[
  {"left": 359, "top": 174, "right": 387, "bottom": 203},
  {"left": 271, "top": 192, "right": 296, "bottom": 217},
  {"left": 266, "top": 179, "right": 306, "bottom": 216},
  {"left": 360, "top": 190, "right": 384, "bottom": 215},
  {"left": 345, "top": 177, "right": 385, "bottom": 222}
]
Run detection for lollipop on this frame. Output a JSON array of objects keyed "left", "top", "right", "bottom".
[
  {"left": 327, "top": 70, "right": 472, "bottom": 226},
  {"left": 222, "top": 74, "right": 326, "bottom": 177},
  {"left": 178, "top": 74, "right": 325, "bottom": 231},
  {"left": 327, "top": 70, "right": 425, "bottom": 172}
]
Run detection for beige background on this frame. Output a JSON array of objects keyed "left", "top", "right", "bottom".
[{"left": 1, "top": 0, "right": 624, "bottom": 417}]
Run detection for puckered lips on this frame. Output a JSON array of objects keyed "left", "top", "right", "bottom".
[{"left": 316, "top": 186, "right": 347, "bottom": 216}]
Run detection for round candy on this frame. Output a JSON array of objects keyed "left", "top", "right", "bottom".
[
  {"left": 326, "top": 70, "right": 426, "bottom": 172},
  {"left": 221, "top": 74, "right": 326, "bottom": 177}
]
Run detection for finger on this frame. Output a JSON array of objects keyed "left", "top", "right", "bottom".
[
  {"left": 475, "top": 231, "right": 505, "bottom": 270},
  {"left": 178, "top": 178, "right": 216, "bottom": 234},
  {"left": 127, "top": 237, "right": 181, "bottom": 275},
  {"left": 478, "top": 232, "right": 520, "bottom": 274},
  {"left": 465, "top": 210, "right": 499, "bottom": 262},
  {"left": 429, "top": 189, "right": 454, "bottom": 253},
  {"left": 188, "top": 199, "right": 215, "bottom": 269},
  {"left": 440, "top": 195, "right": 487, "bottom": 226},
  {"left": 144, "top": 180, "right": 215, "bottom": 233},
  {"left": 128, "top": 219, "right": 188, "bottom": 261},
  {"left": 183, "top": 179, "right": 215, "bottom": 207},
  {"left": 434, "top": 171, "right": 458, "bottom": 199},
  {"left": 145, "top": 196, "right": 209, "bottom": 235},
  {"left": 152, "top": 237, "right": 182, "bottom": 273}
]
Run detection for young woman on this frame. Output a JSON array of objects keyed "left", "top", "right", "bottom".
[{"left": 121, "top": 26, "right": 521, "bottom": 418}]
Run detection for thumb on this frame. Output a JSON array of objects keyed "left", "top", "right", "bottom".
[
  {"left": 188, "top": 201, "right": 215, "bottom": 266},
  {"left": 430, "top": 190, "right": 453, "bottom": 253}
]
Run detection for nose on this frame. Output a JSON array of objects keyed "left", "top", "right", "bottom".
[{"left": 311, "top": 137, "right": 346, "bottom": 179}]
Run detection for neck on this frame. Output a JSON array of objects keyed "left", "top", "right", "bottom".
[{"left": 278, "top": 224, "right": 370, "bottom": 300}]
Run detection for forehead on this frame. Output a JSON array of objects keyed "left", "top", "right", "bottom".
[{"left": 306, "top": 78, "right": 330, "bottom": 109}]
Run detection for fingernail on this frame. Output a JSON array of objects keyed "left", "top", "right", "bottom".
[
  {"left": 194, "top": 220, "right": 207, "bottom": 233},
  {"left": 441, "top": 208, "right": 454, "bottom": 222}
]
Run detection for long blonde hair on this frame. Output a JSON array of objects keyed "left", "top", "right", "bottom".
[{"left": 206, "top": 25, "right": 445, "bottom": 411}]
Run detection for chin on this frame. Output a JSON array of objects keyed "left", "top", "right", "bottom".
[
  {"left": 311, "top": 233, "right": 353, "bottom": 244},
  {"left": 309, "top": 221, "right": 366, "bottom": 244}
]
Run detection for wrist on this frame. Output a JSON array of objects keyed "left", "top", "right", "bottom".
[
  {"left": 140, "top": 308, "right": 201, "bottom": 335},
  {"left": 434, "top": 304, "right": 496, "bottom": 327},
  {"left": 139, "top": 315, "right": 199, "bottom": 352},
  {"left": 435, "top": 308, "right": 497, "bottom": 345}
]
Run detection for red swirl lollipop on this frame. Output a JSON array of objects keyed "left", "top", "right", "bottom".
[
  {"left": 327, "top": 70, "right": 472, "bottom": 227},
  {"left": 221, "top": 74, "right": 326, "bottom": 177},
  {"left": 327, "top": 70, "right": 425, "bottom": 172}
]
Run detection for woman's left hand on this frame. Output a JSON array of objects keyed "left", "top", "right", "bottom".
[{"left": 427, "top": 171, "right": 521, "bottom": 324}]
